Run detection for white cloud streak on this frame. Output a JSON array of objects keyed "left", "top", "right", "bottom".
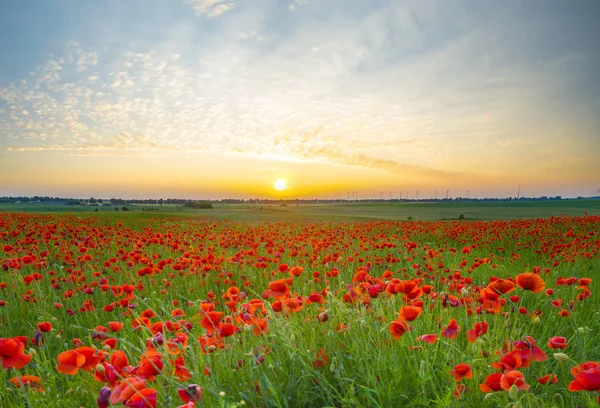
[{"left": 1, "top": 1, "right": 598, "bottom": 186}]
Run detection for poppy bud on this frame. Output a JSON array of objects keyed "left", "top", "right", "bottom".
[
  {"left": 29, "top": 348, "right": 37, "bottom": 357},
  {"left": 96, "top": 364, "right": 105, "bottom": 373},
  {"left": 97, "top": 386, "right": 111, "bottom": 408},
  {"left": 508, "top": 384, "right": 519, "bottom": 400},
  {"left": 532, "top": 316, "right": 541, "bottom": 325},
  {"left": 460, "top": 288, "right": 469, "bottom": 297},
  {"left": 553, "top": 353, "right": 569, "bottom": 362}
]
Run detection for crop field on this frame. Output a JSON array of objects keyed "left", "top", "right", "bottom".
[
  {"left": 1, "top": 199, "right": 599, "bottom": 222},
  {"left": 1, "top": 211, "right": 599, "bottom": 407}
]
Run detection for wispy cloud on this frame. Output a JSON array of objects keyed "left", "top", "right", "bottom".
[
  {"left": 183, "top": 0, "right": 235, "bottom": 18},
  {"left": 1, "top": 0, "right": 598, "bottom": 191}
]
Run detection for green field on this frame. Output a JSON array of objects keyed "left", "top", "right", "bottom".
[{"left": 1, "top": 200, "right": 598, "bottom": 222}]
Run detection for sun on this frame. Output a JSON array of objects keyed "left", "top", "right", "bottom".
[{"left": 273, "top": 178, "right": 287, "bottom": 192}]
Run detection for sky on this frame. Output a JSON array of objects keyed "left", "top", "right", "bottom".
[{"left": 0, "top": 0, "right": 599, "bottom": 199}]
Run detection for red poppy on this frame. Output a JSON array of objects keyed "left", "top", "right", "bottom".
[
  {"left": 9, "top": 375, "right": 44, "bottom": 392},
  {"left": 177, "top": 384, "right": 202, "bottom": 404},
  {"left": 56, "top": 349, "right": 86, "bottom": 375},
  {"left": 110, "top": 377, "right": 148, "bottom": 404},
  {"left": 547, "top": 336, "right": 568, "bottom": 350},
  {"left": 416, "top": 334, "right": 438, "bottom": 344},
  {"left": 109, "top": 321, "right": 124, "bottom": 332},
  {"left": 537, "top": 374, "right": 559, "bottom": 385},
  {"left": 500, "top": 370, "right": 529, "bottom": 391},
  {"left": 442, "top": 319, "right": 461, "bottom": 340},
  {"left": 398, "top": 305, "right": 422, "bottom": 322},
  {"left": 515, "top": 273, "right": 545, "bottom": 293},
  {"left": 262, "top": 279, "right": 290, "bottom": 300},
  {"left": 37, "top": 322, "right": 53, "bottom": 332},
  {"left": 124, "top": 387, "right": 156, "bottom": 408},
  {"left": 569, "top": 365, "right": 600, "bottom": 392},
  {"left": 479, "top": 372, "right": 503, "bottom": 393},
  {"left": 466, "top": 321, "right": 488, "bottom": 343},
  {"left": 0, "top": 337, "right": 32, "bottom": 369},
  {"left": 450, "top": 363, "right": 473, "bottom": 382},
  {"left": 388, "top": 320, "right": 409, "bottom": 340}
]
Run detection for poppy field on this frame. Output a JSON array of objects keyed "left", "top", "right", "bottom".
[{"left": 0, "top": 212, "right": 599, "bottom": 407}]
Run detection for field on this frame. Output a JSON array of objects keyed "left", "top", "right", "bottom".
[
  {"left": 1, "top": 199, "right": 599, "bottom": 221},
  {"left": 1, "top": 204, "right": 599, "bottom": 407}
]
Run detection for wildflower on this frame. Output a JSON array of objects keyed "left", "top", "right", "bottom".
[
  {"left": 547, "top": 336, "right": 568, "bottom": 350},
  {"left": 450, "top": 363, "right": 473, "bottom": 381}
]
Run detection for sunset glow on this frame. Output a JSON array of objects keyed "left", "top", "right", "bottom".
[
  {"left": 273, "top": 179, "right": 288, "bottom": 192},
  {"left": 0, "top": 1, "right": 599, "bottom": 199}
]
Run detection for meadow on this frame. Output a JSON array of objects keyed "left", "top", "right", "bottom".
[{"left": 0, "top": 203, "right": 599, "bottom": 407}]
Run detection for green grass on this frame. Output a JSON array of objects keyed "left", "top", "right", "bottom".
[
  {"left": 1, "top": 199, "right": 598, "bottom": 222},
  {"left": 0, "top": 211, "right": 599, "bottom": 407}
]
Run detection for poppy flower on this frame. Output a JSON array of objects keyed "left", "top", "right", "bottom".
[
  {"left": 249, "top": 318, "right": 269, "bottom": 336},
  {"left": 416, "top": 334, "right": 438, "bottom": 344},
  {"left": 312, "top": 348, "right": 329, "bottom": 368},
  {"left": 110, "top": 377, "right": 148, "bottom": 404},
  {"left": 450, "top": 363, "right": 473, "bottom": 382},
  {"left": 136, "top": 349, "right": 163, "bottom": 379},
  {"left": 571, "top": 361, "right": 600, "bottom": 377},
  {"left": 484, "top": 279, "right": 515, "bottom": 297},
  {"left": 0, "top": 337, "right": 32, "bottom": 369},
  {"left": 537, "top": 374, "right": 559, "bottom": 385},
  {"left": 479, "top": 372, "right": 503, "bottom": 393},
  {"left": 453, "top": 383, "right": 467, "bottom": 399},
  {"left": 398, "top": 305, "right": 422, "bottom": 322},
  {"left": 388, "top": 320, "right": 409, "bottom": 340},
  {"left": 177, "top": 384, "right": 203, "bottom": 404},
  {"left": 289, "top": 266, "right": 304, "bottom": 277},
  {"left": 512, "top": 336, "right": 548, "bottom": 364},
  {"left": 9, "top": 375, "right": 44, "bottom": 392},
  {"left": 109, "top": 321, "right": 124, "bottom": 332},
  {"left": 262, "top": 279, "right": 290, "bottom": 300},
  {"left": 218, "top": 323, "right": 236, "bottom": 338},
  {"left": 515, "top": 273, "right": 545, "bottom": 293},
  {"left": 466, "top": 321, "right": 488, "bottom": 343},
  {"left": 37, "top": 322, "right": 53, "bottom": 332},
  {"left": 172, "top": 357, "right": 192, "bottom": 381},
  {"left": 56, "top": 349, "right": 86, "bottom": 375},
  {"left": 200, "top": 311, "right": 223, "bottom": 333},
  {"left": 97, "top": 386, "right": 111, "bottom": 408},
  {"left": 500, "top": 370, "right": 529, "bottom": 391},
  {"left": 568, "top": 365, "right": 600, "bottom": 392},
  {"left": 124, "top": 387, "right": 157, "bottom": 408},
  {"left": 548, "top": 336, "right": 568, "bottom": 350},
  {"left": 441, "top": 319, "right": 461, "bottom": 340},
  {"left": 492, "top": 351, "right": 524, "bottom": 371}
]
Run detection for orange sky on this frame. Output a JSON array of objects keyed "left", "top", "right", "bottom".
[{"left": 1, "top": 1, "right": 599, "bottom": 199}]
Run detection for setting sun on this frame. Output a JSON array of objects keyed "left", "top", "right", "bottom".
[{"left": 273, "top": 178, "right": 288, "bottom": 192}]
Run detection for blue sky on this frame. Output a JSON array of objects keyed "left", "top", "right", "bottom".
[{"left": 0, "top": 0, "right": 599, "bottom": 198}]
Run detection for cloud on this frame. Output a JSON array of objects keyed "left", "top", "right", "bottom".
[
  {"left": 183, "top": 0, "right": 235, "bottom": 17},
  {"left": 1, "top": 0, "right": 598, "bottom": 190}
]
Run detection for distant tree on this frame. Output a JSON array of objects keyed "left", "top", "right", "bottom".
[
  {"left": 458, "top": 214, "right": 465, "bottom": 220},
  {"left": 122, "top": 206, "right": 130, "bottom": 211},
  {"left": 183, "top": 201, "right": 213, "bottom": 209}
]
